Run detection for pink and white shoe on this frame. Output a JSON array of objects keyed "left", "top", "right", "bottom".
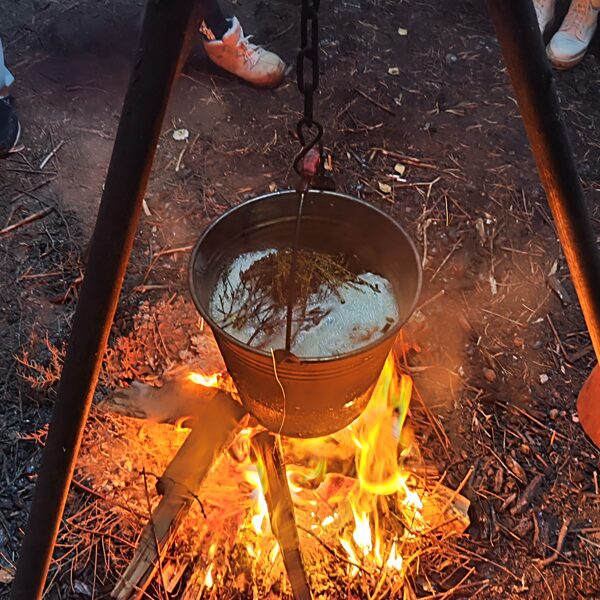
[
  {"left": 547, "top": 0, "right": 600, "bottom": 69},
  {"left": 203, "top": 17, "right": 286, "bottom": 88}
]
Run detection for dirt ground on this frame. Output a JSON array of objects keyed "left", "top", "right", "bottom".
[{"left": 1, "top": 0, "right": 599, "bottom": 598}]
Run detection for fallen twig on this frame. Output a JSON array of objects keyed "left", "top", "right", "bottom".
[
  {"left": 297, "top": 524, "right": 376, "bottom": 576},
  {"left": 538, "top": 518, "right": 571, "bottom": 568},
  {"left": 355, "top": 88, "right": 395, "bottom": 116},
  {"left": 430, "top": 236, "right": 462, "bottom": 281},
  {"left": 9, "top": 176, "right": 57, "bottom": 204},
  {"left": 141, "top": 245, "right": 194, "bottom": 285},
  {"left": 371, "top": 147, "right": 437, "bottom": 169},
  {"left": 72, "top": 477, "right": 145, "bottom": 520},
  {"left": 39, "top": 140, "right": 65, "bottom": 169},
  {"left": 0, "top": 207, "right": 53, "bottom": 236}
]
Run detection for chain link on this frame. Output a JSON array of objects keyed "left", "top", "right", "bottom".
[
  {"left": 294, "top": 0, "right": 323, "bottom": 176},
  {"left": 297, "top": 0, "right": 320, "bottom": 126}
]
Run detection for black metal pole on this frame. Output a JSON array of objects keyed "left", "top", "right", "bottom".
[
  {"left": 486, "top": 0, "right": 600, "bottom": 362},
  {"left": 10, "top": 1, "right": 200, "bottom": 597}
]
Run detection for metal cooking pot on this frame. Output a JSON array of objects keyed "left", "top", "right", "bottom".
[{"left": 189, "top": 190, "right": 421, "bottom": 438}]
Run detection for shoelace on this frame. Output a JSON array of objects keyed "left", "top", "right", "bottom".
[
  {"left": 561, "top": 0, "right": 596, "bottom": 38},
  {"left": 238, "top": 34, "right": 265, "bottom": 67}
]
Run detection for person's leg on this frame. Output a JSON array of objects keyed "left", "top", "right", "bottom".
[
  {"left": 0, "top": 36, "right": 16, "bottom": 97},
  {"left": 0, "top": 36, "right": 21, "bottom": 158},
  {"left": 198, "top": 0, "right": 286, "bottom": 88},
  {"left": 547, "top": 0, "right": 600, "bottom": 69},
  {"left": 199, "top": 0, "right": 229, "bottom": 40},
  {"left": 532, "top": 0, "right": 556, "bottom": 35}
]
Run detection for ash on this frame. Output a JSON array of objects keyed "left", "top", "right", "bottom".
[{"left": 209, "top": 249, "right": 399, "bottom": 357}]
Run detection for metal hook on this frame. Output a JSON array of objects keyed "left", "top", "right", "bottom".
[{"left": 293, "top": 119, "right": 323, "bottom": 177}]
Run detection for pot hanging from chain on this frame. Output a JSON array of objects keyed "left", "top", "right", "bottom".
[{"left": 188, "top": 0, "right": 422, "bottom": 438}]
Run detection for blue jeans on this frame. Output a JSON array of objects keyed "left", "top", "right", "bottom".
[{"left": 0, "top": 38, "right": 15, "bottom": 96}]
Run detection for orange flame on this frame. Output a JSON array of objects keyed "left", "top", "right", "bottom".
[
  {"left": 243, "top": 467, "right": 270, "bottom": 535},
  {"left": 187, "top": 353, "right": 425, "bottom": 589},
  {"left": 338, "top": 353, "right": 419, "bottom": 574},
  {"left": 188, "top": 371, "right": 220, "bottom": 387}
]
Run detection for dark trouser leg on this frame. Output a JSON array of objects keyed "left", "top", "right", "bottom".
[{"left": 199, "top": 0, "right": 230, "bottom": 39}]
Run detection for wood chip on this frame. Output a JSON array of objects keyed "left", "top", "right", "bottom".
[
  {"left": 499, "top": 491, "right": 517, "bottom": 513},
  {"left": 511, "top": 473, "right": 544, "bottom": 516},
  {"left": 506, "top": 456, "right": 527, "bottom": 482}
]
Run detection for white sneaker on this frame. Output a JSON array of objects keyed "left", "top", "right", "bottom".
[
  {"left": 202, "top": 17, "right": 286, "bottom": 88},
  {"left": 547, "top": 0, "right": 600, "bottom": 69},
  {"left": 533, "top": 0, "right": 556, "bottom": 35}
]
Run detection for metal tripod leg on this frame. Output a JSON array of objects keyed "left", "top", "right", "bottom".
[
  {"left": 10, "top": 1, "right": 203, "bottom": 596},
  {"left": 486, "top": 0, "right": 600, "bottom": 448}
]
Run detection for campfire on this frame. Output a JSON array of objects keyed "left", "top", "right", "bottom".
[
  {"left": 94, "top": 190, "right": 470, "bottom": 598},
  {"left": 106, "top": 344, "right": 469, "bottom": 599}
]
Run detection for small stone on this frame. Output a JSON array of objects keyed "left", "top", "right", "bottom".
[
  {"left": 539, "top": 373, "right": 549, "bottom": 384},
  {"left": 445, "top": 53, "right": 458, "bottom": 64},
  {"left": 172, "top": 128, "right": 189, "bottom": 141},
  {"left": 484, "top": 368, "right": 497, "bottom": 382},
  {"left": 549, "top": 408, "right": 559, "bottom": 420},
  {"left": 513, "top": 336, "right": 524, "bottom": 348}
]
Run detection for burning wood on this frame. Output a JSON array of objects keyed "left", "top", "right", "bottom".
[
  {"left": 251, "top": 432, "right": 312, "bottom": 600},
  {"left": 107, "top": 368, "right": 236, "bottom": 427},
  {"left": 107, "top": 352, "right": 470, "bottom": 599},
  {"left": 112, "top": 391, "right": 247, "bottom": 599}
]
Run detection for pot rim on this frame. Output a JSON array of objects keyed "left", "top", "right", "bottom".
[{"left": 188, "top": 189, "right": 422, "bottom": 363}]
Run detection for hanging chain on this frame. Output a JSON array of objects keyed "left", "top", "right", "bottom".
[
  {"left": 297, "top": 0, "right": 319, "bottom": 128},
  {"left": 293, "top": 0, "right": 323, "bottom": 177}
]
